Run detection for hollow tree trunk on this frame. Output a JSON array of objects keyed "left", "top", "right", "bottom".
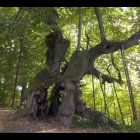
[
  {"left": 48, "top": 82, "right": 62, "bottom": 117},
  {"left": 27, "top": 86, "right": 49, "bottom": 120}
]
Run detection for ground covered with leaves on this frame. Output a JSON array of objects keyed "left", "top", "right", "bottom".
[{"left": 0, "top": 108, "right": 118, "bottom": 133}]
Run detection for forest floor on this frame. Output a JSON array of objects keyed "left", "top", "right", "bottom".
[{"left": 0, "top": 108, "right": 118, "bottom": 133}]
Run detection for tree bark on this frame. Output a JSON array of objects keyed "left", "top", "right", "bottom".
[
  {"left": 92, "top": 75, "right": 96, "bottom": 111},
  {"left": 12, "top": 37, "right": 23, "bottom": 108},
  {"left": 19, "top": 82, "right": 27, "bottom": 108},
  {"left": 121, "top": 45, "right": 138, "bottom": 121},
  {"left": 87, "top": 30, "right": 140, "bottom": 84},
  {"left": 77, "top": 7, "right": 82, "bottom": 51},
  {"left": 107, "top": 69, "right": 125, "bottom": 125},
  {"left": 48, "top": 82, "right": 61, "bottom": 116},
  {"left": 26, "top": 12, "right": 140, "bottom": 124},
  {"left": 95, "top": 7, "right": 107, "bottom": 42},
  {"left": 98, "top": 74, "right": 109, "bottom": 117},
  {"left": 57, "top": 80, "right": 75, "bottom": 127}
]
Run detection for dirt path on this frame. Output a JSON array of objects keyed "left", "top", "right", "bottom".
[{"left": 0, "top": 109, "right": 116, "bottom": 133}]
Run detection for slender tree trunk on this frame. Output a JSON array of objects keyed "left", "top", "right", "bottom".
[
  {"left": 12, "top": 37, "right": 23, "bottom": 108},
  {"left": 103, "top": 83, "right": 107, "bottom": 115},
  {"left": 113, "top": 103, "right": 117, "bottom": 120},
  {"left": 101, "top": 98, "right": 103, "bottom": 113},
  {"left": 112, "top": 83, "right": 125, "bottom": 125},
  {"left": 128, "top": 105, "right": 133, "bottom": 125},
  {"left": 121, "top": 45, "right": 138, "bottom": 121},
  {"left": 94, "top": 7, "right": 107, "bottom": 42},
  {"left": 107, "top": 68, "right": 125, "bottom": 125},
  {"left": 111, "top": 84, "right": 116, "bottom": 120},
  {"left": 94, "top": 7, "right": 109, "bottom": 116},
  {"left": 131, "top": 115, "right": 133, "bottom": 125},
  {"left": 77, "top": 7, "right": 82, "bottom": 51},
  {"left": 98, "top": 76, "right": 109, "bottom": 116},
  {"left": 19, "top": 82, "right": 27, "bottom": 108},
  {"left": 103, "top": 83, "right": 110, "bottom": 117},
  {"left": 92, "top": 75, "right": 96, "bottom": 110}
]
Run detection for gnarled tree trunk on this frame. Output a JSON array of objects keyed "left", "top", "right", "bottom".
[
  {"left": 25, "top": 9, "right": 140, "bottom": 127},
  {"left": 57, "top": 80, "right": 76, "bottom": 127}
]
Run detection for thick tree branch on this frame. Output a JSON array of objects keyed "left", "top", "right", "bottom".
[
  {"left": 123, "top": 31, "right": 140, "bottom": 49},
  {"left": 86, "top": 66, "right": 122, "bottom": 84},
  {"left": 31, "top": 30, "right": 140, "bottom": 90},
  {"left": 87, "top": 31, "right": 140, "bottom": 84},
  {"left": 95, "top": 7, "right": 107, "bottom": 42},
  {"left": 90, "top": 31, "right": 140, "bottom": 61}
]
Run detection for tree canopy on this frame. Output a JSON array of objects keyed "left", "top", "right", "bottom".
[{"left": 0, "top": 7, "right": 140, "bottom": 128}]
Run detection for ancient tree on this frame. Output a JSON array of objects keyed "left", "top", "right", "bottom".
[{"left": 26, "top": 8, "right": 140, "bottom": 127}]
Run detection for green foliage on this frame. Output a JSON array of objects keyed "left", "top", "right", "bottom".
[
  {"left": 72, "top": 115, "right": 97, "bottom": 128},
  {"left": 0, "top": 7, "right": 140, "bottom": 132},
  {"left": 72, "top": 113, "right": 122, "bottom": 130},
  {"left": 126, "top": 121, "right": 140, "bottom": 132}
]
